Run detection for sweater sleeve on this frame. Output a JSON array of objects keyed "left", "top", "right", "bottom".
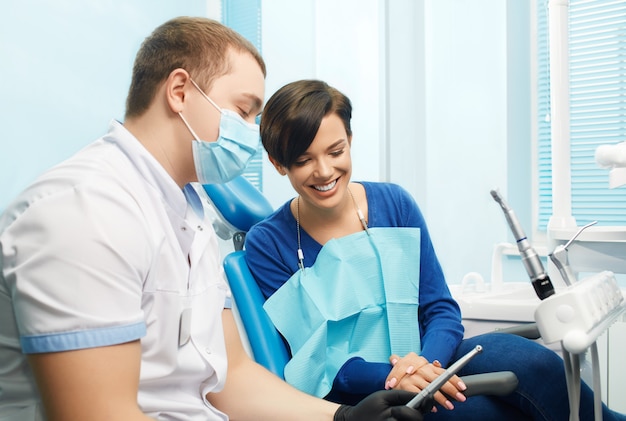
[
  {"left": 331, "top": 357, "right": 392, "bottom": 396},
  {"left": 395, "top": 186, "right": 464, "bottom": 366}
]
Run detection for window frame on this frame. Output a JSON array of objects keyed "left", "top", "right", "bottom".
[{"left": 535, "top": 0, "right": 626, "bottom": 234}]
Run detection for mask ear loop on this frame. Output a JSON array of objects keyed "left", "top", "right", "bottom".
[
  {"left": 180, "top": 78, "right": 223, "bottom": 141},
  {"left": 178, "top": 112, "right": 201, "bottom": 141},
  {"left": 189, "top": 78, "right": 222, "bottom": 113}
]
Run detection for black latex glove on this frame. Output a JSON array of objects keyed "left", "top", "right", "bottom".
[{"left": 333, "top": 390, "right": 424, "bottom": 421}]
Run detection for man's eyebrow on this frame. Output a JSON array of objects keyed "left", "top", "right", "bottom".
[{"left": 242, "top": 92, "right": 263, "bottom": 115}]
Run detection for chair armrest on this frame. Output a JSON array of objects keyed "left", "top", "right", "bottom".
[
  {"left": 461, "top": 371, "right": 519, "bottom": 397},
  {"left": 494, "top": 323, "right": 541, "bottom": 340}
]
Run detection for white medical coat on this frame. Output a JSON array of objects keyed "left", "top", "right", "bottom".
[{"left": 0, "top": 120, "right": 231, "bottom": 420}]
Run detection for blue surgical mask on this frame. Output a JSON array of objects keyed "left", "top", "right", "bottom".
[{"left": 178, "top": 78, "right": 260, "bottom": 184}]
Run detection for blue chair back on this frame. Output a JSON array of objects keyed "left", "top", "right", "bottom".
[
  {"left": 203, "top": 176, "right": 290, "bottom": 378},
  {"left": 223, "top": 251, "right": 291, "bottom": 377}
]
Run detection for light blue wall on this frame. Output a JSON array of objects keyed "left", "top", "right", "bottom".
[
  {"left": 0, "top": 0, "right": 216, "bottom": 212},
  {"left": 261, "top": 0, "right": 386, "bottom": 209},
  {"left": 261, "top": 0, "right": 532, "bottom": 285},
  {"left": 0, "top": 0, "right": 532, "bottom": 287},
  {"left": 422, "top": 0, "right": 531, "bottom": 284}
]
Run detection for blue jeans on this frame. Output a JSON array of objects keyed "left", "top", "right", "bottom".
[{"left": 425, "top": 333, "right": 626, "bottom": 421}]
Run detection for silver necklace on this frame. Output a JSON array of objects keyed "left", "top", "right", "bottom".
[{"left": 295, "top": 186, "right": 369, "bottom": 271}]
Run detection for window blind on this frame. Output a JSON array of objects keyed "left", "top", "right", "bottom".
[
  {"left": 222, "top": 0, "right": 264, "bottom": 190},
  {"left": 537, "top": 0, "right": 626, "bottom": 230}
]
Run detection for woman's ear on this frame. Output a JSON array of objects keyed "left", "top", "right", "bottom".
[
  {"left": 164, "top": 68, "right": 190, "bottom": 114},
  {"left": 268, "top": 156, "right": 287, "bottom": 176}
]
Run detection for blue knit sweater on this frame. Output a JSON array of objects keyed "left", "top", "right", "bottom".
[{"left": 245, "top": 181, "right": 463, "bottom": 404}]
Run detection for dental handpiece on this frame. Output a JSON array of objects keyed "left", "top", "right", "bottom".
[
  {"left": 490, "top": 190, "right": 555, "bottom": 300},
  {"left": 406, "top": 345, "right": 483, "bottom": 411}
]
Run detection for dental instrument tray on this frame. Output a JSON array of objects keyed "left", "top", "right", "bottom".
[{"left": 534, "top": 270, "right": 626, "bottom": 354}]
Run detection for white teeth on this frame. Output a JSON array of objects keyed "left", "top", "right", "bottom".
[{"left": 313, "top": 180, "right": 337, "bottom": 192}]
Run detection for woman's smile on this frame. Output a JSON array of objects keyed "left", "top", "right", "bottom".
[{"left": 312, "top": 179, "right": 338, "bottom": 192}]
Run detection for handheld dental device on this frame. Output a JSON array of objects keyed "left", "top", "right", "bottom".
[
  {"left": 406, "top": 345, "right": 482, "bottom": 411},
  {"left": 490, "top": 189, "right": 555, "bottom": 300}
]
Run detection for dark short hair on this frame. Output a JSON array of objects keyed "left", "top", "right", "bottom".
[
  {"left": 260, "top": 80, "right": 352, "bottom": 169},
  {"left": 125, "top": 16, "right": 266, "bottom": 119}
]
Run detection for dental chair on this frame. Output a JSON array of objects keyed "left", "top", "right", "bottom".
[
  {"left": 202, "top": 176, "right": 519, "bottom": 408},
  {"left": 203, "top": 176, "right": 289, "bottom": 375}
]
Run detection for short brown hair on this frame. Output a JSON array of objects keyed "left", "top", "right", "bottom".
[
  {"left": 260, "top": 80, "right": 352, "bottom": 169},
  {"left": 125, "top": 16, "right": 266, "bottom": 119}
]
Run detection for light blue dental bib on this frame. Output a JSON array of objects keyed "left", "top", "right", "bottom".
[{"left": 263, "top": 227, "right": 421, "bottom": 397}]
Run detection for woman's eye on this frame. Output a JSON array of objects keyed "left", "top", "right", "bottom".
[
  {"left": 294, "top": 158, "right": 310, "bottom": 167},
  {"left": 331, "top": 149, "right": 344, "bottom": 157}
]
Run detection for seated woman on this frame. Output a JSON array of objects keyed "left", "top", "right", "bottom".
[{"left": 245, "top": 79, "right": 626, "bottom": 420}]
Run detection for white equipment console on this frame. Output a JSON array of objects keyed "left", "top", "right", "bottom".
[
  {"left": 535, "top": 270, "right": 626, "bottom": 354},
  {"left": 534, "top": 270, "right": 626, "bottom": 421}
]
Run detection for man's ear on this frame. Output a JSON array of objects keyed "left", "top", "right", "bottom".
[
  {"left": 165, "top": 68, "right": 190, "bottom": 114},
  {"left": 268, "top": 155, "right": 287, "bottom": 176}
]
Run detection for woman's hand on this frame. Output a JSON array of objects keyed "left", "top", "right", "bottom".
[{"left": 385, "top": 353, "right": 467, "bottom": 411}]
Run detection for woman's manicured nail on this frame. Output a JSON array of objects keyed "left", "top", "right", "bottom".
[{"left": 406, "top": 365, "right": 415, "bottom": 374}]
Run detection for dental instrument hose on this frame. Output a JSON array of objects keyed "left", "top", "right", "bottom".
[{"left": 490, "top": 190, "right": 555, "bottom": 300}]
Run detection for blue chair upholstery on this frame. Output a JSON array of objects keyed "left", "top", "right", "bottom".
[
  {"left": 223, "top": 251, "right": 291, "bottom": 377},
  {"left": 203, "top": 176, "right": 274, "bottom": 250},
  {"left": 202, "top": 176, "right": 274, "bottom": 233},
  {"left": 203, "top": 176, "right": 289, "bottom": 377}
]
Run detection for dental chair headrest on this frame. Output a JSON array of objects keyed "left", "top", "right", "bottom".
[{"left": 202, "top": 175, "right": 274, "bottom": 234}]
